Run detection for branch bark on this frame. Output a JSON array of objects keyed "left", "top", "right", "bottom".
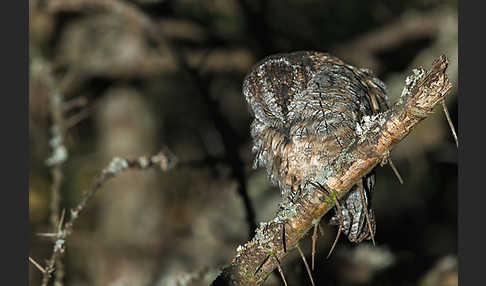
[{"left": 213, "top": 55, "right": 452, "bottom": 285}]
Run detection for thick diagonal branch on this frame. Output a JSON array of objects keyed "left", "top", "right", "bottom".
[{"left": 213, "top": 55, "right": 452, "bottom": 285}]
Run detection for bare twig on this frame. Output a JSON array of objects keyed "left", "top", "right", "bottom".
[
  {"left": 64, "top": 102, "right": 95, "bottom": 129},
  {"left": 441, "top": 101, "right": 458, "bottom": 148},
  {"left": 254, "top": 255, "right": 270, "bottom": 275},
  {"left": 311, "top": 223, "right": 318, "bottom": 270},
  {"left": 29, "top": 257, "right": 46, "bottom": 274},
  {"left": 359, "top": 183, "right": 376, "bottom": 246},
  {"left": 388, "top": 159, "right": 404, "bottom": 184},
  {"left": 213, "top": 56, "right": 452, "bottom": 285},
  {"left": 44, "top": 69, "right": 70, "bottom": 286},
  {"left": 326, "top": 191, "right": 344, "bottom": 259},
  {"left": 39, "top": 150, "right": 177, "bottom": 286},
  {"left": 282, "top": 223, "right": 287, "bottom": 253},
  {"left": 57, "top": 209, "right": 66, "bottom": 231},
  {"left": 296, "top": 244, "right": 315, "bottom": 286},
  {"left": 46, "top": 91, "right": 66, "bottom": 225},
  {"left": 62, "top": 96, "right": 88, "bottom": 112},
  {"left": 41, "top": 237, "right": 64, "bottom": 286},
  {"left": 36, "top": 233, "right": 59, "bottom": 238},
  {"left": 310, "top": 182, "right": 344, "bottom": 259},
  {"left": 40, "top": 66, "right": 95, "bottom": 286},
  {"left": 274, "top": 257, "right": 288, "bottom": 286}
]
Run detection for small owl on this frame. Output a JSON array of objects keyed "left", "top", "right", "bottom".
[{"left": 243, "top": 51, "right": 389, "bottom": 243}]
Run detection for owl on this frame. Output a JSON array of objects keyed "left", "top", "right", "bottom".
[{"left": 243, "top": 51, "right": 389, "bottom": 243}]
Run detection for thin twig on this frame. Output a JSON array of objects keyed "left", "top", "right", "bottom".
[
  {"left": 46, "top": 91, "right": 66, "bottom": 227},
  {"left": 359, "top": 182, "right": 376, "bottom": 246},
  {"left": 311, "top": 223, "right": 318, "bottom": 270},
  {"left": 282, "top": 223, "right": 287, "bottom": 253},
  {"left": 65, "top": 104, "right": 94, "bottom": 130},
  {"left": 48, "top": 167, "right": 63, "bottom": 228},
  {"left": 62, "top": 96, "right": 88, "bottom": 112},
  {"left": 327, "top": 192, "right": 343, "bottom": 259},
  {"left": 296, "top": 244, "right": 315, "bottom": 286},
  {"left": 388, "top": 159, "right": 404, "bottom": 184},
  {"left": 41, "top": 245, "right": 62, "bottom": 286},
  {"left": 441, "top": 100, "right": 458, "bottom": 148},
  {"left": 36, "top": 233, "right": 59, "bottom": 238},
  {"left": 274, "top": 257, "right": 288, "bottom": 286},
  {"left": 309, "top": 182, "right": 343, "bottom": 259},
  {"left": 29, "top": 257, "right": 46, "bottom": 273},
  {"left": 54, "top": 209, "right": 67, "bottom": 284},
  {"left": 45, "top": 74, "right": 69, "bottom": 286},
  {"left": 254, "top": 255, "right": 270, "bottom": 275},
  {"left": 57, "top": 209, "right": 66, "bottom": 232}
]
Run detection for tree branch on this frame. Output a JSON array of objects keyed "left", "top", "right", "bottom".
[
  {"left": 213, "top": 55, "right": 452, "bottom": 285},
  {"left": 38, "top": 150, "right": 177, "bottom": 286}
]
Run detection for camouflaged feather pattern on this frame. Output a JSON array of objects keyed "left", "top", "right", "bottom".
[{"left": 243, "top": 51, "right": 389, "bottom": 242}]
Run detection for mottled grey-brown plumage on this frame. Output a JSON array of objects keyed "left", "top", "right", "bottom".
[{"left": 243, "top": 51, "right": 389, "bottom": 243}]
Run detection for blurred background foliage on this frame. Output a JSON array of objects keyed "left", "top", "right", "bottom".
[{"left": 29, "top": 0, "right": 457, "bottom": 285}]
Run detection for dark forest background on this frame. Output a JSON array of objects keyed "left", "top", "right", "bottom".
[{"left": 29, "top": 0, "right": 457, "bottom": 285}]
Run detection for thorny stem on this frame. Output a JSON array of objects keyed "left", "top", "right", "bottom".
[
  {"left": 46, "top": 76, "right": 68, "bottom": 286},
  {"left": 213, "top": 55, "right": 452, "bottom": 285},
  {"left": 38, "top": 150, "right": 176, "bottom": 286},
  {"left": 35, "top": 56, "right": 85, "bottom": 286}
]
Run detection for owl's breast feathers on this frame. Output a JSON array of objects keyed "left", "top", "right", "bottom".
[{"left": 244, "top": 51, "right": 389, "bottom": 196}]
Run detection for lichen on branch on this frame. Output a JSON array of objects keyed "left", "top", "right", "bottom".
[{"left": 213, "top": 55, "right": 452, "bottom": 285}]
